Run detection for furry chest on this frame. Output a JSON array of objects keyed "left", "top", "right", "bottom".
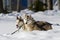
[{"left": 24, "top": 24, "right": 34, "bottom": 31}]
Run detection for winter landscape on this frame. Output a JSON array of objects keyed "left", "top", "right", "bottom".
[
  {"left": 0, "top": 0, "right": 60, "bottom": 40},
  {"left": 0, "top": 9, "right": 60, "bottom": 40}
]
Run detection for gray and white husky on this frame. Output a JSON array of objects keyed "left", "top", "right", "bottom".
[
  {"left": 22, "top": 14, "right": 52, "bottom": 31},
  {"left": 16, "top": 16, "right": 25, "bottom": 30},
  {"left": 16, "top": 14, "right": 52, "bottom": 31}
]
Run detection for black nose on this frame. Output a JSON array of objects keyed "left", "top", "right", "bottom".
[
  {"left": 16, "top": 25, "right": 18, "bottom": 28},
  {"left": 26, "top": 22, "right": 27, "bottom": 24}
]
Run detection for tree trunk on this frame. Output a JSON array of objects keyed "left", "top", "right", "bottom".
[
  {"left": 28, "top": 0, "right": 32, "bottom": 8},
  {"left": 17, "top": 0, "right": 20, "bottom": 12},
  {"left": 58, "top": 0, "right": 60, "bottom": 10},
  {"left": 46, "top": 0, "right": 53, "bottom": 10},
  {"left": 43, "top": 0, "right": 47, "bottom": 10},
  {"left": 0, "top": 0, "right": 4, "bottom": 13},
  {"left": 9, "top": 0, "right": 12, "bottom": 12}
]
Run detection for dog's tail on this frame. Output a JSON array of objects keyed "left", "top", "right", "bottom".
[
  {"left": 45, "top": 22, "right": 60, "bottom": 26},
  {"left": 51, "top": 23, "right": 60, "bottom": 26},
  {"left": 45, "top": 21, "right": 60, "bottom": 26}
]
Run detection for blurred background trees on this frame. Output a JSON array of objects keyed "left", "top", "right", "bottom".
[
  {"left": 28, "top": 0, "right": 53, "bottom": 12},
  {"left": 0, "top": 0, "right": 4, "bottom": 13},
  {"left": 58, "top": 0, "right": 60, "bottom": 9},
  {"left": 28, "top": 0, "right": 47, "bottom": 12},
  {"left": 0, "top": 0, "right": 60, "bottom": 13},
  {"left": 46, "top": 0, "right": 53, "bottom": 10}
]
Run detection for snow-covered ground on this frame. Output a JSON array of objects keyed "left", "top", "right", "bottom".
[{"left": 0, "top": 9, "right": 60, "bottom": 40}]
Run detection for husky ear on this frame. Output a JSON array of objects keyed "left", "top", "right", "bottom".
[
  {"left": 20, "top": 16, "right": 22, "bottom": 19},
  {"left": 29, "top": 14, "right": 32, "bottom": 17},
  {"left": 29, "top": 14, "right": 34, "bottom": 19}
]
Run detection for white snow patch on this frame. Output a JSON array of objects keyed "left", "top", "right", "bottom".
[{"left": 0, "top": 4, "right": 60, "bottom": 40}]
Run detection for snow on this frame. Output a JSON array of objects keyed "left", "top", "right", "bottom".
[
  {"left": 0, "top": 9, "right": 60, "bottom": 40},
  {"left": 0, "top": 1, "right": 60, "bottom": 40}
]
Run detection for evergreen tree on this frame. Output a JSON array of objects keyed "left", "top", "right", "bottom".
[
  {"left": 28, "top": 0, "right": 46, "bottom": 12},
  {"left": 17, "top": 0, "right": 20, "bottom": 12},
  {"left": 0, "top": 0, "right": 4, "bottom": 13},
  {"left": 58, "top": 0, "right": 60, "bottom": 10}
]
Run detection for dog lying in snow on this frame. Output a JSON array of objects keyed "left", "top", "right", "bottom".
[
  {"left": 16, "top": 14, "right": 52, "bottom": 31},
  {"left": 16, "top": 16, "right": 25, "bottom": 30}
]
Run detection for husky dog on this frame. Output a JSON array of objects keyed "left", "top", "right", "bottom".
[
  {"left": 16, "top": 14, "right": 41, "bottom": 31},
  {"left": 11, "top": 16, "right": 24, "bottom": 35},
  {"left": 22, "top": 14, "right": 41, "bottom": 31},
  {"left": 12, "top": 16, "right": 31, "bottom": 34},
  {"left": 16, "top": 14, "right": 52, "bottom": 31},
  {"left": 12, "top": 15, "right": 52, "bottom": 34},
  {"left": 22, "top": 14, "right": 52, "bottom": 31},
  {"left": 16, "top": 16, "right": 25, "bottom": 30}
]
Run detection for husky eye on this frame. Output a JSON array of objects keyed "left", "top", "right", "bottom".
[{"left": 27, "top": 16, "right": 29, "bottom": 17}]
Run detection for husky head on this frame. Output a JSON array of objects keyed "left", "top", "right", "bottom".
[
  {"left": 16, "top": 16, "right": 24, "bottom": 28},
  {"left": 23, "top": 14, "right": 35, "bottom": 24}
]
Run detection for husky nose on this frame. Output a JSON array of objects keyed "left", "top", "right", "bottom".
[{"left": 16, "top": 25, "right": 18, "bottom": 28}]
